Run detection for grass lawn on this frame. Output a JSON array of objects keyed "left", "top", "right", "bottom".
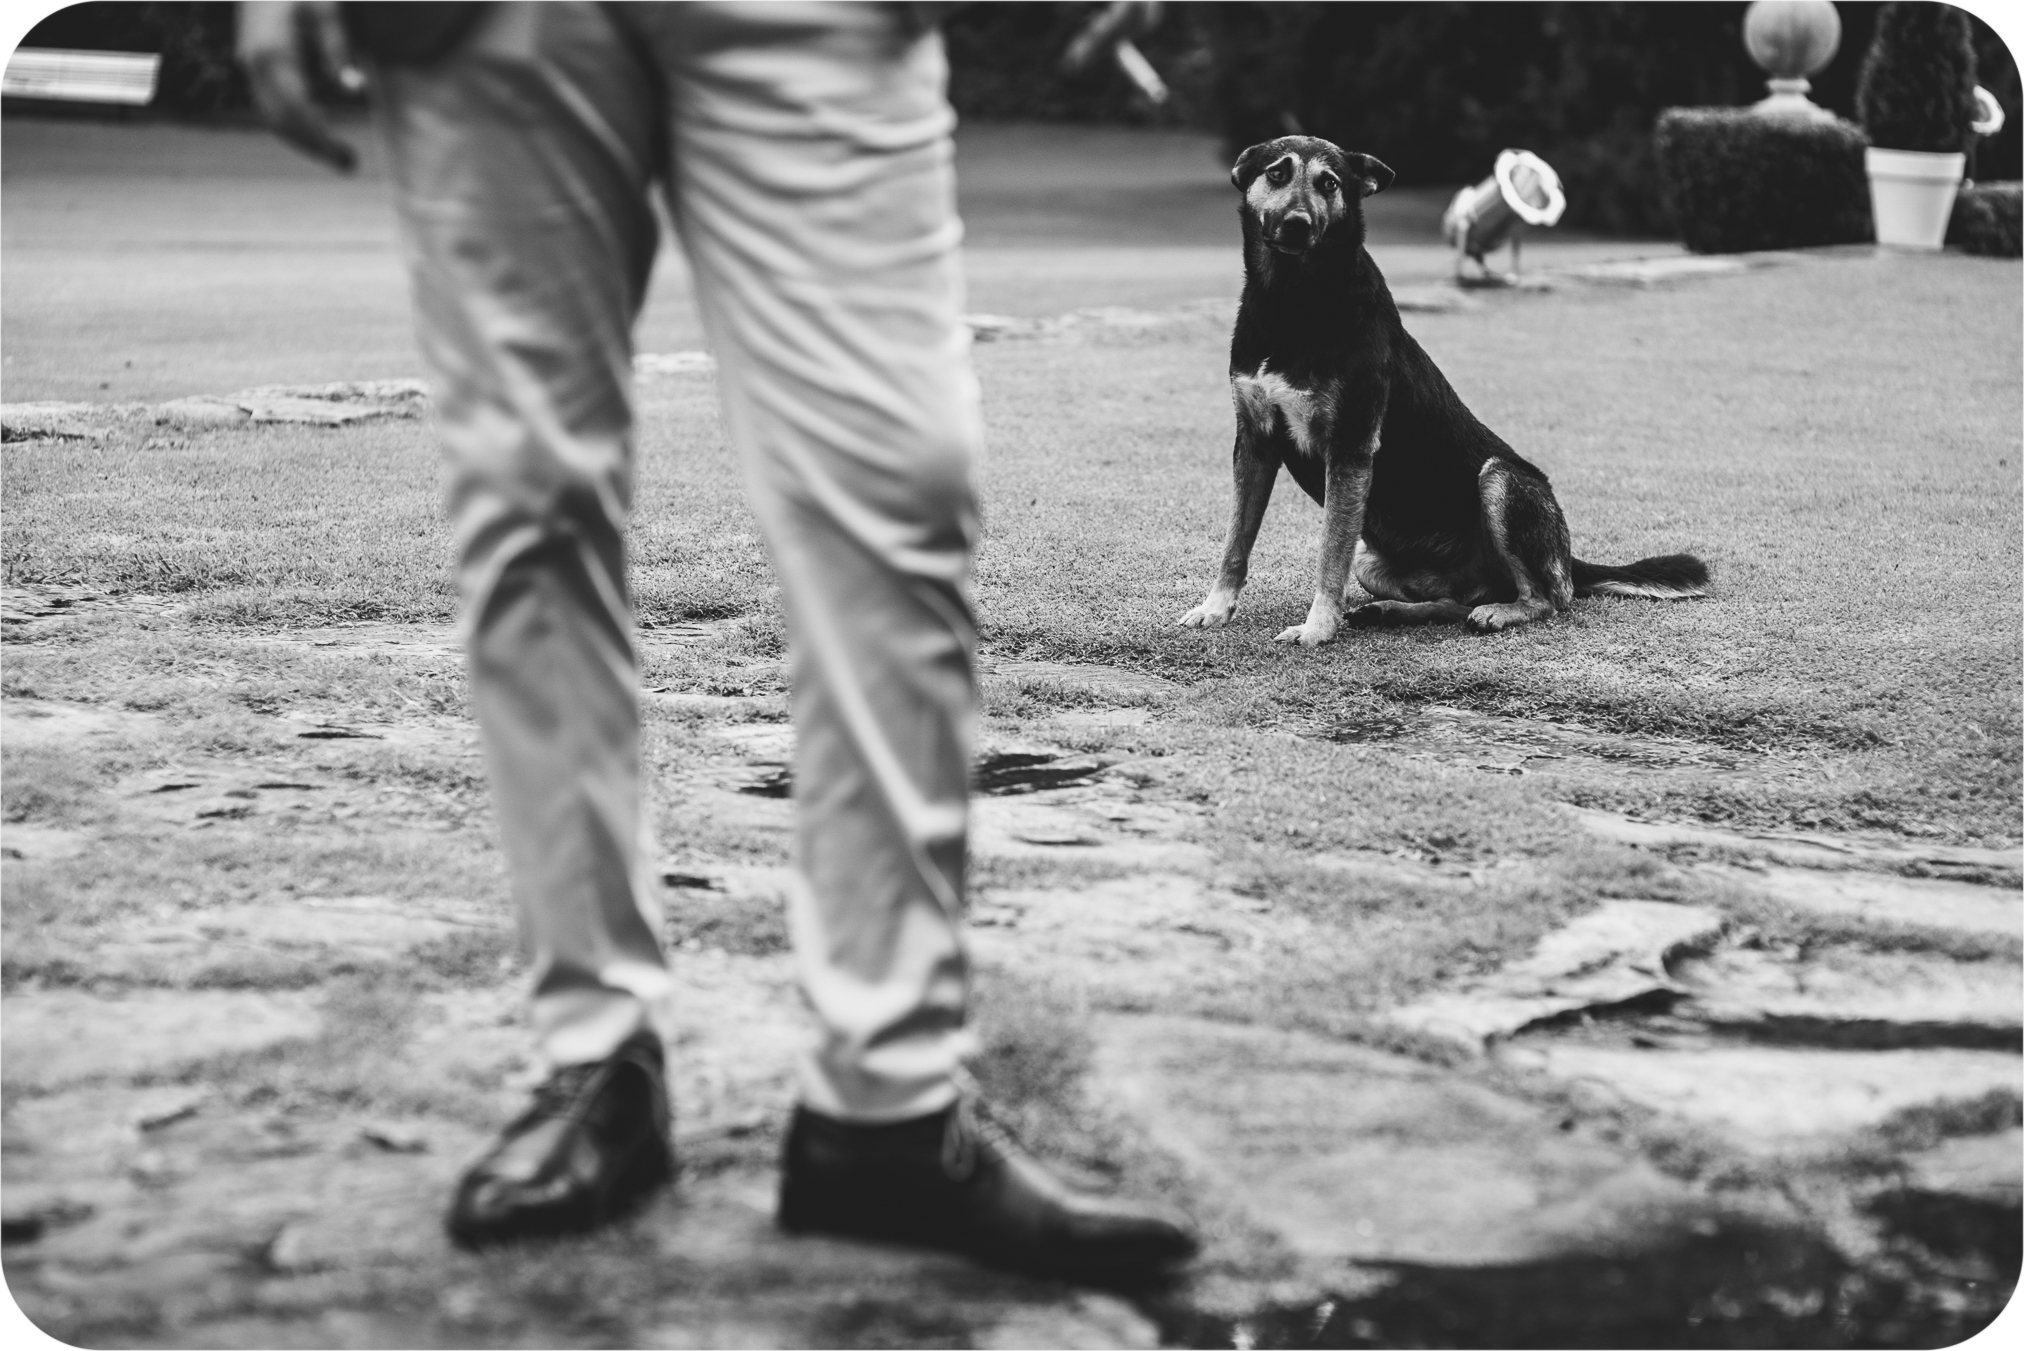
[
  {"left": 8, "top": 246, "right": 2018, "bottom": 850},
  {"left": 4, "top": 197, "right": 2019, "bottom": 1342},
  {"left": 965, "top": 248, "right": 2022, "bottom": 848},
  {"left": 5, "top": 237, "right": 2018, "bottom": 1081}
]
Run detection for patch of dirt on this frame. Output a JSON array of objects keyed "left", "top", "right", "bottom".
[
  {"left": 2, "top": 697, "right": 163, "bottom": 750},
  {"left": 2, "top": 989, "right": 321, "bottom": 1091},
  {"left": 964, "top": 299, "right": 1228, "bottom": 343},
  {"left": 232, "top": 617, "right": 743, "bottom": 666},
  {"left": 971, "top": 789, "right": 1208, "bottom": 868},
  {"left": 633, "top": 350, "right": 717, "bottom": 378},
  {"left": 970, "top": 874, "right": 1271, "bottom": 998},
  {"left": 115, "top": 753, "right": 480, "bottom": 834},
  {"left": 979, "top": 655, "right": 1181, "bottom": 702},
  {"left": 1320, "top": 704, "right": 1769, "bottom": 782},
  {"left": 235, "top": 623, "right": 463, "bottom": 659},
  {"left": 2, "top": 822, "right": 88, "bottom": 861},
  {"left": 77, "top": 896, "right": 510, "bottom": 987}
]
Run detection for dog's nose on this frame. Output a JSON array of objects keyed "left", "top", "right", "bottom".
[{"left": 1278, "top": 213, "right": 1312, "bottom": 247}]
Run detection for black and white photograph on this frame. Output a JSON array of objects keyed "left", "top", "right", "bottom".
[{"left": 1, "top": 1, "right": 2019, "bottom": 1346}]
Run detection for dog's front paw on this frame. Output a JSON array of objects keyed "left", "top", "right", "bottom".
[
  {"left": 1465, "top": 602, "right": 1538, "bottom": 633},
  {"left": 1178, "top": 593, "right": 1238, "bottom": 629},
  {"left": 1273, "top": 620, "right": 1337, "bottom": 647},
  {"left": 1346, "top": 602, "right": 1397, "bottom": 629}
]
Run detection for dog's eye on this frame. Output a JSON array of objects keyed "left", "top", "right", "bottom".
[
  {"left": 1316, "top": 176, "right": 1339, "bottom": 198},
  {"left": 1266, "top": 163, "right": 1291, "bottom": 187}
]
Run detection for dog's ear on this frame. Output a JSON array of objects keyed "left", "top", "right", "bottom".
[
  {"left": 1230, "top": 142, "right": 1273, "bottom": 192},
  {"left": 1342, "top": 152, "right": 1394, "bottom": 198}
]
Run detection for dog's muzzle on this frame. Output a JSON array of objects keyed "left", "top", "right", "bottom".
[{"left": 1270, "top": 212, "right": 1314, "bottom": 254}]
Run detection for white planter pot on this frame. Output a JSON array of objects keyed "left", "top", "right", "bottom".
[{"left": 1865, "top": 147, "right": 1966, "bottom": 250}]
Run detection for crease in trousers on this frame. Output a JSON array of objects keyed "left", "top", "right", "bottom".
[{"left": 375, "top": 0, "right": 982, "bottom": 1122}]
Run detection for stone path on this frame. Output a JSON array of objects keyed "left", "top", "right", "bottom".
[{"left": 3, "top": 567, "right": 2018, "bottom": 1348}]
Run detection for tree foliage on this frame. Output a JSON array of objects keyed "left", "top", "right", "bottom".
[{"left": 1855, "top": 2, "right": 1981, "bottom": 154}]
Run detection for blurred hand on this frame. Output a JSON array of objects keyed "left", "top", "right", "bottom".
[
  {"left": 1062, "top": 1, "right": 1161, "bottom": 73},
  {"left": 237, "top": 1, "right": 363, "bottom": 173}
]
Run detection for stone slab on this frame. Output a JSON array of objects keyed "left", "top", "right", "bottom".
[
  {"left": 1674, "top": 946, "right": 2022, "bottom": 1038},
  {"left": 1096, "top": 1014, "right": 1726, "bottom": 1273},
  {"left": 1047, "top": 706, "right": 1158, "bottom": 733},
  {"left": 1, "top": 401, "right": 113, "bottom": 440},
  {"left": 1556, "top": 254, "right": 1777, "bottom": 286},
  {"left": 1703, "top": 863, "right": 2022, "bottom": 940},
  {"left": 1387, "top": 900, "right": 1727, "bottom": 1049},
  {"left": 1501, "top": 1044, "right": 2022, "bottom": 1152},
  {"left": 1573, "top": 808, "right": 2024, "bottom": 883},
  {"left": 1901, "top": 1128, "right": 2023, "bottom": 1206},
  {"left": 153, "top": 395, "right": 251, "bottom": 427},
  {"left": 155, "top": 381, "right": 427, "bottom": 429}
]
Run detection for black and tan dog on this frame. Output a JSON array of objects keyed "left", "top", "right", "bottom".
[{"left": 1178, "top": 135, "right": 1708, "bottom": 645}]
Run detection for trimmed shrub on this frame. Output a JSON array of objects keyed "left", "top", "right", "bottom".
[
  {"left": 1856, "top": 2, "right": 1980, "bottom": 153},
  {"left": 1655, "top": 109, "right": 1872, "bottom": 254},
  {"left": 1946, "top": 180, "right": 2023, "bottom": 254},
  {"left": 1188, "top": 3, "right": 2018, "bottom": 239}
]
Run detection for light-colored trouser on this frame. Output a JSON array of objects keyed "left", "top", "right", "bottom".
[{"left": 376, "top": 1, "right": 980, "bottom": 1122}]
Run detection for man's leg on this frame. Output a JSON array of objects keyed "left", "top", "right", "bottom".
[
  {"left": 373, "top": 1, "right": 676, "bottom": 1245},
  {"left": 641, "top": 1, "right": 1196, "bottom": 1279},
  {"left": 646, "top": 0, "right": 979, "bottom": 1126}
]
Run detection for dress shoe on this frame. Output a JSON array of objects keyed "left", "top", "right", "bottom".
[
  {"left": 446, "top": 1031, "right": 674, "bottom": 1248},
  {"left": 777, "top": 1097, "right": 1197, "bottom": 1283}
]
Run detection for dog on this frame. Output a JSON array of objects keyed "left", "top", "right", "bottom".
[{"left": 1178, "top": 136, "right": 1708, "bottom": 645}]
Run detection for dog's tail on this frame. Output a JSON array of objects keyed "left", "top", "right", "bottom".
[{"left": 1571, "top": 553, "right": 1710, "bottom": 601}]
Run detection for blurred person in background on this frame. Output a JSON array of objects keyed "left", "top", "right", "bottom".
[{"left": 237, "top": 0, "right": 1192, "bottom": 1283}]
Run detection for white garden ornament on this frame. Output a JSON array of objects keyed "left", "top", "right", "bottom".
[{"left": 1441, "top": 149, "right": 1567, "bottom": 287}]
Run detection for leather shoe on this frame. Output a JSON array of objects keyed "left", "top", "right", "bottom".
[
  {"left": 446, "top": 1031, "right": 675, "bottom": 1248},
  {"left": 777, "top": 1097, "right": 1197, "bottom": 1283}
]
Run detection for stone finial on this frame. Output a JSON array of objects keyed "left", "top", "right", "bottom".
[{"left": 1744, "top": 0, "right": 1843, "bottom": 123}]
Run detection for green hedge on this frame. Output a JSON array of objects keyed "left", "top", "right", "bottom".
[
  {"left": 1947, "top": 181, "right": 2023, "bottom": 255},
  {"left": 1655, "top": 108, "right": 1872, "bottom": 254}
]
